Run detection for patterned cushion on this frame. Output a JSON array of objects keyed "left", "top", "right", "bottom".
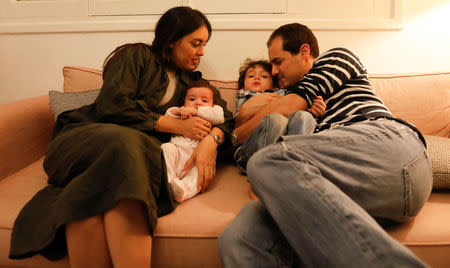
[
  {"left": 48, "top": 89, "right": 100, "bottom": 119},
  {"left": 424, "top": 135, "right": 450, "bottom": 189}
]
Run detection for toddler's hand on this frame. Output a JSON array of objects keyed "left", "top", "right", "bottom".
[{"left": 308, "top": 96, "right": 326, "bottom": 118}]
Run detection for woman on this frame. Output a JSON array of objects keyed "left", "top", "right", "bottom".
[{"left": 9, "top": 6, "right": 233, "bottom": 267}]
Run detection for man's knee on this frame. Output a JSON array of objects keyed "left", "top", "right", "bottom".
[{"left": 247, "top": 145, "right": 280, "bottom": 188}]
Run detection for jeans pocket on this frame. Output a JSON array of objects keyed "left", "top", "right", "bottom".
[{"left": 403, "top": 151, "right": 433, "bottom": 218}]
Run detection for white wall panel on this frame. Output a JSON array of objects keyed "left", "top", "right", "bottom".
[
  {"left": 0, "top": 0, "right": 86, "bottom": 18},
  {"left": 188, "top": 0, "right": 286, "bottom": 14},
  {"left": 88, "top": 0, "right": 180, "bottom": 16}
]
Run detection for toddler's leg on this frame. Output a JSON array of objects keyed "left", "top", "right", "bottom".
[{"left": 234, "top": 113, "right": 288, "bottom": 173}]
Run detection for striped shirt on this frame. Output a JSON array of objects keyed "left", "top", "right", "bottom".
[{"left": 286, "top": 47, "right": 394, "bottom": 132}]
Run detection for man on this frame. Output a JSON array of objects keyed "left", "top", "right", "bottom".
[{"left": 219, "top": 23, "right": 432, "bottom": 267}]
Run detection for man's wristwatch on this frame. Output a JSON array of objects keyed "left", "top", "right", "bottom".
[
  {"left": 209, "top": 132, "right": 222, "bottom": 145},
  {"left": 230, "top": 131, "right": 238, "bottom": 147}
]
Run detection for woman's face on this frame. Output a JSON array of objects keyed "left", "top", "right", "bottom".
[{"left": 170, "top": 25, "right": 209, "bottom": 71}]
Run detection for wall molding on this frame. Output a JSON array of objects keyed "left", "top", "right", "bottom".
[{"left": 0, "top": 0, "right": 404, "bottom": 34}]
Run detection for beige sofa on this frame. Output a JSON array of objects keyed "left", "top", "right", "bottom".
[{"left": 0, "top": 66, "right": 449, "bottom": 268}]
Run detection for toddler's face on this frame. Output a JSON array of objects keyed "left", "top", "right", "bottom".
[
  {"left": 184, "top": 87, "right": 214, "bottom": 108},
  {"left": 244, "top": 65, "right": 274, "bottom": 92}
]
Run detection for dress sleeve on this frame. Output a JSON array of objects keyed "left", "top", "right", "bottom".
[
  {"left": 165, "top": 107, "right": 180, "bottom": 118},
  {"left": 94, "top": 44, "right": 163, "bottom": 132},
  {"left": 197, "top": 105, "right": 225, "bottom": 125}
]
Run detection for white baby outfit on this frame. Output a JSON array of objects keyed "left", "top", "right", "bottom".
[{"left": 161, "top": 105, "right": 225, "bottom": 203}]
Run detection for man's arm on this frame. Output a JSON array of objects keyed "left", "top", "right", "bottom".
[
  {"left": 235, "top": 93, "right": 282, "bottom": 128},
  {"left": 233, "top": 94, "right": 308, "bottom": 144}
]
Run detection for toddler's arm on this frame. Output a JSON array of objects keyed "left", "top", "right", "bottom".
[{"left": 307, "top": 96, "right": 326, "bottom": 118}]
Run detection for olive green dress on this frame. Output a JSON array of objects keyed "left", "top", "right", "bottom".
[{"left": 9, "top": 43, "right": 234, "bottom": 260}]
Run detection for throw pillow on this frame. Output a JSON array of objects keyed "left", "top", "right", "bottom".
[
  {"left": 48, "top": 89, "right": 100, "bottom": 119},
  {"left": 424, "top": 135, "right": 450, "bottom": 189}
]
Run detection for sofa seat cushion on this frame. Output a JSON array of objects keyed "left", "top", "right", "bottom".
[
  {"left": 152, "top": 163, "right": 250, "bottom": 267},
  {"left": 387, "top": 192, "right": 450, "bottom": 267},
  {"left": 0, "top": 158, "right": 250, "bottom": 268},
  {"left": 0, "top": 158, "right": 69, "bottom": 267}
]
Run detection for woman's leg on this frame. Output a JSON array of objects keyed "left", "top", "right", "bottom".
[
  {"left": 104, "top": 199, "right": 152, "bottom": 268},
  {"left": 66, "top": 216, "right": 113, "bottom": 268}
]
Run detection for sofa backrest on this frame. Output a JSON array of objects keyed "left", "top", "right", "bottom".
[{"left": 61, "top": 66, "right": 450, "bottom": 138}]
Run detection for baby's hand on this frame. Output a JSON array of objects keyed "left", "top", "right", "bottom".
[{"left": 179, "top": 107, "right": 198, "bottom": 119}]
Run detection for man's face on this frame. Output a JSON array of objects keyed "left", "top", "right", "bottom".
[{"left": 268, "top": 36, "right": 310, "bottom": 88}]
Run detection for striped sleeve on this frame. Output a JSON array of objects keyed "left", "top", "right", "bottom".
[{"left": 286, "top": 48, "right": 392, "bottom": 131}]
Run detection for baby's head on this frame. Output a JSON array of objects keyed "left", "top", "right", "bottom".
[
  {"left": 238, "top": 58, "right": 277, "bottom": 92},
  {"left": 184, "top": 80, "right": 216, "bottom": 108}
]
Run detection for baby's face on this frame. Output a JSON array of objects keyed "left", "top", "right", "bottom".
[
  {"left": 184, "top": 86, "right": 214, "bottom": 108},
  {"left": 244, "top": 65, "right": 274, "bottom": 92}
]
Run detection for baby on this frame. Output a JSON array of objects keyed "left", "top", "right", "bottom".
[{"left": 161, "top": 81, "right": 224, "bottom": 203}]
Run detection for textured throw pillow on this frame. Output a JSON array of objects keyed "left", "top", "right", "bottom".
[
  {"left": 48, "top": 89, "right": 100, "bottom": 119},
  {"left": 424, "top": 135, "right": 450, "bottom": 189}
]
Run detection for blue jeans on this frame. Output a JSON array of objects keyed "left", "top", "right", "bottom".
[
  {"left": 234, "top": 111, "right": 316, "bottom": 173},
  {"left": 219, "top": 116, "right": 433, "bottom": 268}
]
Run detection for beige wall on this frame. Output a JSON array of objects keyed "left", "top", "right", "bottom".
[{"left": 1, "top": 0, "right": 450, "bottom": 104}]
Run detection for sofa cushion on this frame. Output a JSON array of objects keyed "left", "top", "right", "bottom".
[
  {"left": 48, "top": 90, "right": 100, "bottom": 119},
  {"left": 370, "top": 73, "right": 450, "bottom": 138},
  {"left": 424, "top": 135, "right": 450, "bottom": 189},
  {"left": 63, "top": 66, "right": 102, "bottom": 92},
  {"left": 62, "top": 66, "right": 240, "bottom": 116}
]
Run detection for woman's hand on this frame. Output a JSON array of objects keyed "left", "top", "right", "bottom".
[
  {"left": 183, "top": 135, "right": 218, "bottom": 192},
  {"left": 178, "top": 116, "right": 212, "bottom": 140}
]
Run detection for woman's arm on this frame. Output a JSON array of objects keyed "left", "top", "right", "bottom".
[
  {"left": 155, "top": 115, "right": 212, "bottom": 140},
  {"left": 95, "top": 44, "right": 167, "bottom": 133}
]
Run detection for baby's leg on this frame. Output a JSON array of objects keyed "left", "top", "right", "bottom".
[
  {"left": 161, "top": 143, "right": 186, "bottom": 202},
  {"left": 178, "top": 167, "right": 201, "bottom": 202},
  {"left": 161, "top": 143, "right": 179, "bottom": 183}
]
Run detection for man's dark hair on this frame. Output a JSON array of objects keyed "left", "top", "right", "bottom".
[{"left": 267, "top": 23, "right": 319, "bottom": 58}]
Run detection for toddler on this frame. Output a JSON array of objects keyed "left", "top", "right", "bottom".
[{"left": 233, "top": 58, "right": 325, "bottom": 172}]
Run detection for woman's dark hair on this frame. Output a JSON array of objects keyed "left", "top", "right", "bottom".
[
  {"left": 103, "top": 6, "right": 211, "bottom": 69},
  {"left": 267, "top": 23, "right": 319, "bottom": 58},
  {"left": 238, "top": 58, "right": 278, "bottom": 89},
  {"left": 186, "top": 80, "right": 217, "bottom": 103},
  {"left": 152, "top": 6, "right": 211, "bottom": 67}
]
